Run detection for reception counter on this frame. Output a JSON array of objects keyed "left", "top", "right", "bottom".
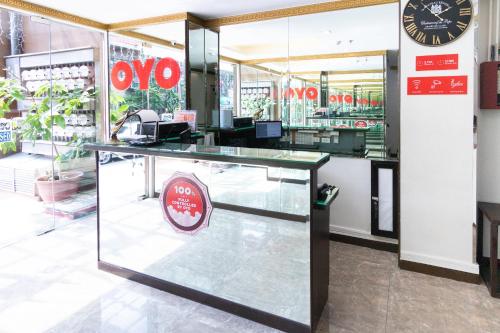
[{"left": 85, "top": 142, "right": 337, "bottom": 333}]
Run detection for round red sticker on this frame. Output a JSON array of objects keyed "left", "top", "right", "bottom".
[{"left": 160, "top": 172, "right": 212, "bottom": 235}]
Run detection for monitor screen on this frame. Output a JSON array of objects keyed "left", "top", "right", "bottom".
[{"left": 255, "top": 121, "right": 282, "bottom": 139}]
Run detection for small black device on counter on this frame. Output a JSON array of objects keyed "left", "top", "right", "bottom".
[
  {"left": 318, "top": 183, "right": 336, "bottom": 201},
  {"left": 141, "top": 121, "right": 190, "bottom": 141},
  {"left": 233, "top": 117, "right": 253, "bottom": 128}
]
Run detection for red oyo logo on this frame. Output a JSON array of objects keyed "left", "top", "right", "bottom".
[
  {"left": 160, "top": 172, "right": 213, "bottom": 235},
  {"left": 111, "top": 57, "right": 181, "bottom": 91}
]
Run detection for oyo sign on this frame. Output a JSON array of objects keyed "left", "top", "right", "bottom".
[
  {"left": 111, "top": 57, "right": 181, "bottom": 91},
  {"left": 283, "top": 87, "right": 318, "bottom": 100},
  {"left": 329, "top": 95, "right": 353, "bottom": 104}
]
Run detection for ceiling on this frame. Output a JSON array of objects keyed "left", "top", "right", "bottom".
[{"left": 26, "top": 0, "right": 333, "bottom": 24}]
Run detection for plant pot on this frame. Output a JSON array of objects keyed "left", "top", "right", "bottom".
[{"left": 36, "top": 171, "right": 83, "bottom": 203}]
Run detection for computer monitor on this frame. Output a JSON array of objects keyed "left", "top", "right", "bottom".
[
  {"left": 141, "top": 121, "right": 190, "bottom": 140},
  {"left": 255, "top": 121, "right": 282, "bottom": 139}
]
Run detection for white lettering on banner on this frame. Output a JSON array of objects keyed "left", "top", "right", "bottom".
[{"left": 0, "top": 118, "right": 13, "bottom": 143}]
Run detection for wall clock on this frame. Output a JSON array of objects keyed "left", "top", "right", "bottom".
[{"left": 402, "top": 0, "right": 473, "bottom": 46}]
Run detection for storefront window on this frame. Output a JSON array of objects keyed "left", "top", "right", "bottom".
[
  {"left": 219, "top": 61, "right": 236, "bottom": 116},
  {"left": 108, "top": 34, "right": 186, "bottom": 129}
]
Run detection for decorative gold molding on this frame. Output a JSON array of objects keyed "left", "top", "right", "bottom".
[
  {"left": 240, "top": 50, "right": 386, "bottom": 65},
  {"left": 186, "top": 13, "right": 209, "bottom": 29},
  {"left": 115, "top": 31, "right": 184, "bottom": 50},
  {"left": 206, "top": 0, "right": 398, "bottom": 27},
  {"left": 220, "top": 55, "right": 241, "bottom": 64},
  {"left": 108, "top": 12, "right": 188, "bottom": 31},
  {"left": 0, "top": 0, "right": 108, "bottom": 30}
]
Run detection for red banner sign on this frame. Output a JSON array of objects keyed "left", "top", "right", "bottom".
[
  {"left": 407, "top": 76, "right": 468, "bottom": 95},
  {"left": 416, "top": 54, "right": 459, "bottom": 71},
  {"left": 354, "top": 120, "right": 368, "bottom": 128},
  {"left": 111, "top": 57, "right": 181, "bottom": 91},
  {"left": 160, "top": 172, "right": 212, "bottom": 235}
]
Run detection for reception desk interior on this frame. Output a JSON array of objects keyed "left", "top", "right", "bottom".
[{"left": 86, "top": 142, "right": 337, "bottom": 333}]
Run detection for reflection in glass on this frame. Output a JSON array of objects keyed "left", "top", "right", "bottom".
[{"left": 100, "top": 155, "right": 311, "bottom": 324}]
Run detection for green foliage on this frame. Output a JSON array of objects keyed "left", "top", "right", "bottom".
[
  {"left": 241, "top": 95, "right": 273, "bottom": 120},
  {"left": 110, "top": 91, "right": 129, "bottom": 123},
  {"left": 0, "top": 78, "right": 25, "bottom": 154},
  {"left": 21, "top": 83, "right": 95, "bottom": 147},
  {"left": 56, "top": 135, "right": 91, "bottom": 162},
  {"left": 0, "top": 78, "right": 25, "bottom": 118},
  {"left": 123, "top": 81, "right": 179, "bottom": 114}
]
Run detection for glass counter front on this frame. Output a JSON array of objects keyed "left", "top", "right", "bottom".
[{"left": 87, "top": 143, "right": 333, "bottom": 332}]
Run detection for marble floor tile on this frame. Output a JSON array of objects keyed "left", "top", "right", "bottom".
[{"left": 2, "top": 219, "right": 500, "bottom": 333}]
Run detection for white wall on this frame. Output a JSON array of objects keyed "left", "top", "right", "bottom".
[
  {"left": 400, "top": 1, "right": 478, "bottom": 273},
  {"left": 319, "top": 157, "right": 397, "bottom": 244}
]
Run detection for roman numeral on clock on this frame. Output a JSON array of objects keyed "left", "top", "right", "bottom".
[
  {"left": 456, "top": 0, "right": 466, "bottom": 5},
  {"left": 403, "top": 15, "right": 414, "bottom": 23},
  {"left": 460, "top": 8, "right": 472, "bottom": 16},
  {"left": 432, "top": 35, "right": 441, "bottom": 45},
  {"left": 407, "top": 2, "right": 418, "bottom": 10},
  {"left": 415, "top": 31, "right": 426, "bottom": 44},
  {"left": 456, "top": 21, "right": 468, "bottom": 31},
  {"left": 448, "top": 31, "right": 456, "bottom": 40},
  {"left": 405, "top": 23, "right": 418, "bottom": 36}
]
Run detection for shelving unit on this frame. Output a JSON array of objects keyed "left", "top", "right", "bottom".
[{"left": 5, "top": 47, "right": 97, "bottom": 156}]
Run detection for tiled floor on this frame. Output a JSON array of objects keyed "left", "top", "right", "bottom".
[{"left": 1, "top": 219, "right": 500, "bottom": 332}]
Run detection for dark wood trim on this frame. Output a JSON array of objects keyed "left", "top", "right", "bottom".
[
  {"left": 154, "top": 188, "right": 308, "bottom": 222},
  {"left": 98, "top": 261, "right": 309, "bottom": 333},
  {"left": 329, "top": 232, "right": 398, "bottom": 253},
  {"left": 185, "top": 20, "right": 191, "bottom": 110},
  {"left": 267, "top": 176, "right": 309, "bottom": 185},
  {"left": 371, "top": 160, "right": 399, "bottom": 239},
  {"left": 310, "top": 169, "right": 329, "bottom": 332},
  {"left": 212, "top": 201, "right": 308, "bottom": 223},
  {"left": 95, "top": 151, "right": 101, "bottom": 261},
  {"left": 399, "top": 260, "right": 480, "bottom": 285}
]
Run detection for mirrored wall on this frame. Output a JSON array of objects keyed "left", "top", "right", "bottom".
[{"left": 218, "top": 3, "right": 399, "bottom": 158}]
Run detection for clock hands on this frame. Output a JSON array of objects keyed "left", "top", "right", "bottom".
[
  {"left": 420, "top": 1, "right": 444, "bottom": 21},
  {"left": 437, "top": 5, "right": 453, "bottom": 20}
]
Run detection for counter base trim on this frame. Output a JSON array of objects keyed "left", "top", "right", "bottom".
[
  {"left": 329, "top": 232, "right": 398, "bottom": 253},
  {"left": 212, "top": 202, "right": 308, "bottom": 222},
  {"left": 399, "top": 260, "right": 480, "bottom": 285},
  {"left": 98, "top": 260, "right": 311, "bottom": 333}
]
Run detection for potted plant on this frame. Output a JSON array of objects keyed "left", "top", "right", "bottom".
[{"left": 21, "top": 83, "right": 95, "bottom": 202}]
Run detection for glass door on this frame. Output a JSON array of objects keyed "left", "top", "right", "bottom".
[
  {"left": 48, "top": 20, "right": 103, "bottom": 229},
  {"left": 0, "top": 12, "right": 55, "bottom": 246},
  {"left": 0, "top": 10, "right": 105, "bottom": 246}
]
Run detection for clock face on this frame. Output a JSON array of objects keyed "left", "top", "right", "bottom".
[{"left": 402, "top": 0, "right": 473, "bottom": 46}]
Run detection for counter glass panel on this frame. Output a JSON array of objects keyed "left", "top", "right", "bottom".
[{"left": 98, "top": 152, "right": 312, "bottom": 325}]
